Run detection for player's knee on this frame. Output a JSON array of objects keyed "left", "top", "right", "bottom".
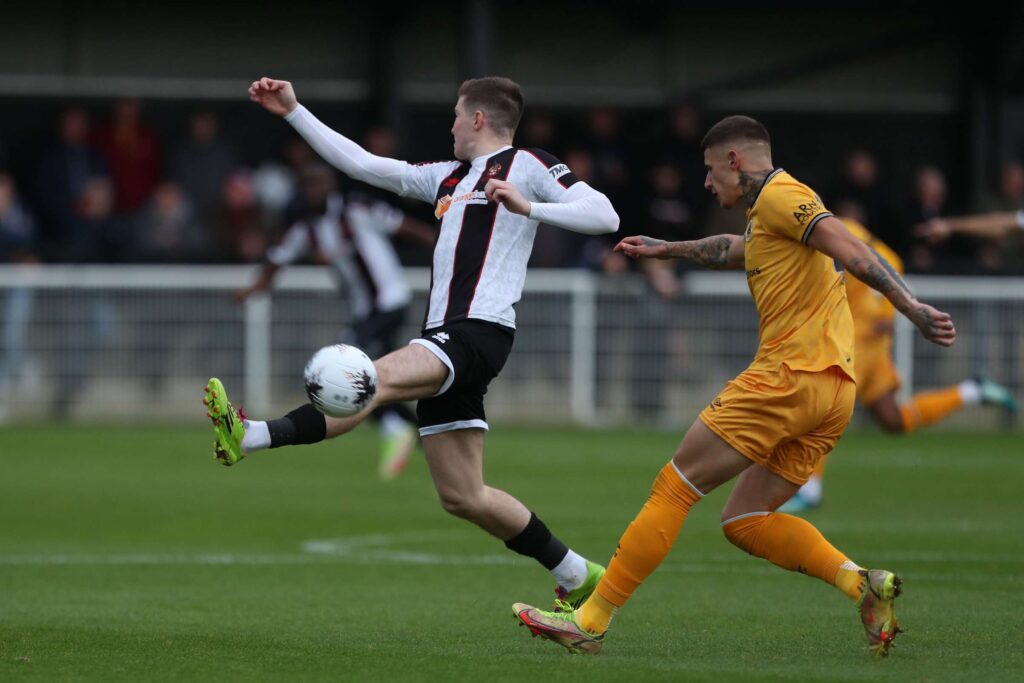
[
  {"left": 721, "top": 519, "right": 744, "bottom": 548},
  {"left": 721, "top": 513, "right": 764, "bottom": 555},
  {"left": 436, "top": 488, "right": 483, "bottom": 520}
]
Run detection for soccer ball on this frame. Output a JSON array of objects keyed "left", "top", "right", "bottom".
[{"left": 303, "top": 344, "right": 378, "bottom": 418}]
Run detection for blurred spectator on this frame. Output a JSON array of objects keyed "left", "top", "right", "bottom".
[
  {"left": 40, "top": 175, "right": 122, "bottom": 418},
  {"left": 664, "top": 102, "right": 712, "bottom": 223},
  {"left": 904, "top": 165, "right": 949, "bottom": 272},
  {"left": 131, "top": 182, "right": 210, "bottom": 262},
  {"left": 646, "top": 162, "right": 698, "bottom": 249},
  {"left": 354, "top": 125, "right": 402, "bottom": 204},
  {"left": 33, "top": 107, "right": 108, "bottom": 260},
  {"left": 831, "top": 149, "right": 902, "bottom": 254},
  {"left": 977, "top": 161, "right": 1024, "bottom": 271},
  {"left": 530, "top": 148, "right": 595, "bottom": 268},
  {"left": 214, "top": 171, "right": 270, "bottom": 262},
  {"left": 94, "top": 98, "right": 162, "bottom": 215},
  {"left": 252, "top": 137, "right": 316, "bottom": 226},
  {"left": 984, "top": 161, "right": 1024, "bottom": 212},
  {"left": 72, "top": 177, "right": 125, "bottom": 262},
  {"left": 584, "top": 107, "right": 630, "bottom": 194},
  {"left": 172, "top": 111, "right": 237, "bottom": 224},
  {"left": 0, "top": 172, "right": 36, "bottom": 263},
  {"left": 583, "top": 107, "right": 636, "bottom": 228},
  {"left": 0, "top": 173, "right": 37, "bottom": 420},
  {"left": 519, "top": 111, "right": 557, "bottom": 152}
]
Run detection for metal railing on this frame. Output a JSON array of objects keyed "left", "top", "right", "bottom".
[{"left": 0, "top": 265, "right": 1020, "bottom": 428}]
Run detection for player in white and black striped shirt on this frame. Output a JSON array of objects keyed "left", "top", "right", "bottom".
[{"left": 207, "top": 76, "right": 618, "bottom": 606}]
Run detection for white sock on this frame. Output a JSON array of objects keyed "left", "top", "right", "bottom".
[
  {"left": 379, "top": 411, "right": 408, "bottom": 438},
  {"left": 799, "top": 475, "right": 823, "bottom": 505},
  {"left": 241, "top": 420, "right": 271, "bottom": 452},
  {"left": 839, "top": 559, "right": 864, "bottom": 573},
  {"left": 551, "top": 550, "right": 589, "bottom": 590},
  {"left": 959, "top": 380, "right": 982, "bottom": 406}
]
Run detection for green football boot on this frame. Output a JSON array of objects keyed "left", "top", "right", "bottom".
[{"left": 203, "top": 378, "right": 247, "bottom": 466}]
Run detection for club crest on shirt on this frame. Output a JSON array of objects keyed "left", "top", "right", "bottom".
[
  {"left": 486, "top": 163, "right": 503, "bottom": 178},
  {"left": 744, "top": 220, "right": 753, "bottom": 242},
  {"left": 435, "top": 194, "right": 453, "bottom": 219}
]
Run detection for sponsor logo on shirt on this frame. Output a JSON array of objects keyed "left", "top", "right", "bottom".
[
  {"left": 792, "top": 199, "right": 824, "bottom": 226},
  {"left": 435, "top": 195, "right": 453, "bottom": 219},
  {"left": 548, "top": 163, "right": 571, "bottom": 180},
  {"left": 453, "top": 190, "right": 489, "bottom": 206},
  {"left": 435, "top": 191, "right": 489, "bottom": 219}
]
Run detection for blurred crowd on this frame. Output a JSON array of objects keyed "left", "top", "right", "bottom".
[{"left": 2, "top": 98, "right": 1024, "bottom": 291}]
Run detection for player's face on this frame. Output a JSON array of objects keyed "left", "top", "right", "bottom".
[
  {"left": 703, "top": 146, "right": 742, "bottom": 209},
  {"left": 451, "top": 97, "right": 475, "bottom": 160}
]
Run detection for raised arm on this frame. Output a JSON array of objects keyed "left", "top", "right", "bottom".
[
  {"left": 614, "top": 234, "right": 745, "bottom": 270},
  {"left": 249, "top": 77, "right": 408, "bottom": 195},
  {"left": 806, "top": 216, "right": 955, "bottom": 346},
  {"left": 916, "top": 210, "right": 1024, "bottom": 243}
]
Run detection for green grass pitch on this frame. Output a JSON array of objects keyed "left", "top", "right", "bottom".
[{"left": 1, "top": 425, "right": 1021, "bottom": 682}]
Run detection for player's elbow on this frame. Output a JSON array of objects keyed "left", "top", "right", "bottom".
[{"left": 596, "top": 198, "right": 620, "bottom": 234}]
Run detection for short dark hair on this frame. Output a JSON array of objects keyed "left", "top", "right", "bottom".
[
  {"left": 700, "top": 115, "right": 770, "bottom": 153},
  {"left": 457, "top": 77, "right": 524, "bottom": 136}
]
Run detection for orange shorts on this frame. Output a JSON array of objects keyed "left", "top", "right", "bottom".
[
  {"left": 699, "top": 364, "right": 855, "bottom": 485},
  {"left": 854, "top": 337, "right": 901, "bottom": 406}
]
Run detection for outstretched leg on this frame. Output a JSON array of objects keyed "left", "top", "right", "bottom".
[
  {"left": 209, "top": 344, "right": 446, "bottom": 463},
  {"left": 423, "top": 428, "right": 600, "bottom": 601}
]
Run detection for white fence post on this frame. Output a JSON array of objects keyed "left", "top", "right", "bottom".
[
  {"left": 893, "top": 315, "right": 915, "bottom": 403},
  {"left": 244, "top": 294, "right": 272, "bottom": 416},
  {"left": 570, "top": 272, "right": 598, "bottom": 426}
]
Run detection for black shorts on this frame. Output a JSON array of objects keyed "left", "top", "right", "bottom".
[
  {"left": 339, "top": 306, "right": 408, "bottom": 360},
  {"left": 409, "top": 319, "right": 514, "bottom": 436}
]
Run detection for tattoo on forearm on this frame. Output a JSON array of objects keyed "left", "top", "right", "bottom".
[
  {"left": 848, "top": 255, "right": 916, "bottom": 317},
  {"left": 668, "top": 235, "right": 736, "bottom": 269},
  {"left": 869, "top": 246, "right": 912, "bottom": 296}
]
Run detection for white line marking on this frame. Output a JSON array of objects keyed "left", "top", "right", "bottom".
[{"left": 0, "top": 530, "right": 1021, "bottom": 575}]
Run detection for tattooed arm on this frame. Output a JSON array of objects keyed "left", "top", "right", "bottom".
[
  {"left": 614, "top": 234, "right": 744, "bottom": 270},
  {"left": 806, "top": 216, "right": 956, "bottom": 347}
]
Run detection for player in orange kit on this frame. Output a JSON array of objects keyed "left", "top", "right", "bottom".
[
  {"left": 511, "top": 115, "right": 957, "bottom": 657},
  {"left": 781, "top": 213, "right": 1017, "bottom": 512}
]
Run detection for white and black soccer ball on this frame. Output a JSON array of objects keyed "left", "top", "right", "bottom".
[{"left": 303, "top": 344, "right": 378, "bottom": 418}]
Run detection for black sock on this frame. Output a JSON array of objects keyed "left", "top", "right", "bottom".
[
  {"left": 267, "top": 404, "right": 327, "bottom": 448},
  {"left": 504, "top": 512, "right": 569, "bottom": 570}
]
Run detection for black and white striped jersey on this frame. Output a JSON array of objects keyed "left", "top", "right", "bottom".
[
  {"left": 266, "top": 192, "right": 411, "bottom": 318},
  {"left": 285, "top": 104, "right": 619, "bottom": 332},
  {"left": 401, "top": 146, "right": 610, "bottom": 330}
]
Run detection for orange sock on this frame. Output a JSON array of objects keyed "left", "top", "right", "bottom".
[
  {"left": 722, "top": 512, "right": 864, "bottom": 601},
  {"left": 899, "top": 385, "right": 964, "bottom": 432},
  {"left": 578, "top": 461, "right": 703, "bottom": 633}
]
